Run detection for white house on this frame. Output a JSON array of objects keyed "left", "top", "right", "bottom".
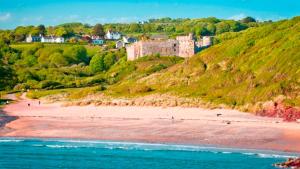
[
  {"left": 116, "top": 40, "right": 125, "bottom": 49},
  {"left": 26, "top": 34, "right": 41, "bottom": 43},
  {"left": 41, "top": 36, "right": 64, "bottom": 43},
  {"left": 123, "top": 36, "right": 137, "bottom": 43},
  {"left": 116, "top": 36, "right": 138, "bottom": 49},
  {"left": 105, "top": 30, "right": 121, "bottom": 40}
]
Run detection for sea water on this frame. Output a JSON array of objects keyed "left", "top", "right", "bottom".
[{"left": 0, "top": 138, "right": 297, "bottom": 169}]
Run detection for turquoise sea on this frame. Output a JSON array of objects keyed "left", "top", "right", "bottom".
[{"left": 0, "top": 138, "right": 297, "bottom": 169}]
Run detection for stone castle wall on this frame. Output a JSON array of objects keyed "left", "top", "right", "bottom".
[
  {"left": 140, "top": 39, "right": 179, "bottom": 57},
  {"left": 127, "top": 34, "right": 212, "bottom": 60},
  {"left": 176, "top": 34, "right": 195, "bottom": 58}
]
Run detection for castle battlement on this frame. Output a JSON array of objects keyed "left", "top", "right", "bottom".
[{"left": 176, "top": 33, "right": 194, "bottom": 41}]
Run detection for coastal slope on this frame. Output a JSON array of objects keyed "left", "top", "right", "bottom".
[{"left": 107, "top": 17, "right": 300, "bottom": 114}]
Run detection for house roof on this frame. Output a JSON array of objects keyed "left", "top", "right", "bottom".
[
  {"left": 107, "top": 30, "right": 121, "bottom": 34},
  {"left": 42, "top": 36, "right": 63, "bottom": 39}
]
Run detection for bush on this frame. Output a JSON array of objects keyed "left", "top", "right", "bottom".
[
  {"left": 49, "top": 52, "right": 69, "bottom": 67},
  {"left": 89, "top": 54, "right": 105, "bottom": 73},
  {"left": 38, "top": 80, "right": 64, "bottom": 89},
  {"left": 129, "top": 84, "right": 153, "bottom": 94}
]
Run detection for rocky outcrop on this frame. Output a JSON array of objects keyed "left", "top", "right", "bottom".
[
  {"left": 274, "top": 158, "right": 300, "bottom": 169},
  {"left": 257, "top": 101, "right": 300, "bottom": 122}
]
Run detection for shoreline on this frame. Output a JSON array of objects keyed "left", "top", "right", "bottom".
[
  {"left": 1, "top": 136, "right": 300, "bottom": 158},
  {"left": 0, "top": 110, "right": 17, "bottom": 129},
  {"left": 1, "top": 95, "right": 300, "bottom": 153}
]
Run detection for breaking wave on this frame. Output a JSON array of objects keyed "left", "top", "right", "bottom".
[
  {"left": 0, "top": 138, "right": 298, "bottom": 159},
  {"left": 0, "top": 139, "right": 24, "bottom": 143}
]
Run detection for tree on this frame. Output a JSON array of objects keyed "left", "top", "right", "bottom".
[
  {"left": 55, "top": 27, "right": 68, "bottom": 37},
  {"left": 93, "top": 24, "right": 105, "bottom": 37},
  {"left": 63, "top": 46, "right": 88, "bottom": 64},
  {"left": 14, "top": 26, "right": 31, "bottom": 42},
  {"left": 103, "top": 53, "right": 116, "bottom": 69},
  {"left": 216, "top": 21, "right": 232, "bottom": 34},
  {"left": 241, "top": 17, "right": 257, "bottom": 23},
  {"left": 49, "top": 52, "right": 68, "bottom": 67},
  {"left": 89, "top": 54, "right": 105, "bottom": 73},
  {"left": 37, "top": 25, "right": 46, "bottom": 35},
  {"left": 129, "top": 24, "right": 141, "bottom": 32},
  {"left": 23, "top": 55, "right": 38, "bottom": 67},
  {"left": 0, "top": 42, "right": 16, "bottom": 90}
]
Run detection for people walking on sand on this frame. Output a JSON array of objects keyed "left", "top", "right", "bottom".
[
  {"left": 38, "top": 101, "right": 41, "bottom": 105},
  {"left": 28, "top": 103, "right": 30, "bottom": 107}
]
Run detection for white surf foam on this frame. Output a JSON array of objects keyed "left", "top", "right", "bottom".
[
  {"left": 0, "top": 139, "right": 24, "bottom": 143},
  {"left": 7, "top": 138, "right": 299, "bottom": 159}
]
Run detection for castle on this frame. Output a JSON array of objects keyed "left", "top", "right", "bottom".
[{"left": 126, "top": 34, "right": 212, "bottom": 61}]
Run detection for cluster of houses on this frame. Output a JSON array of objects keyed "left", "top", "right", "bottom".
[
  {"left": 81, "top": 30, "right": 123, "bottom": 45},
  {"left": 26, "top": 34, "right": 64, "bottom": 43},
  {"left": 25, "top": 30, "right": 137, "bottom": 49}
]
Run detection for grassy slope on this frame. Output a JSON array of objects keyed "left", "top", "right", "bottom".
[
  {"left": 10, "top": 43, "right": 103, "bottom": 57},
  {"left": 108, "top": 17, "right": 300, "bottom": 109}
]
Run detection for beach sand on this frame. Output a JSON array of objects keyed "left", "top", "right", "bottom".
[{"left": 1, "top": 94, "right": 300, "bottom": 153}]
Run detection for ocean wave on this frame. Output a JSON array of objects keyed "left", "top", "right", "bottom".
[
  {"left": 46, "top": 145, "right": 79, "bottom": 148},
  {"left": 242, "top": 152, "right": 256, "bottom": 156},
  {"left": 0, "top": 139, "right": 24, "bottom": 143},
  {"left": 257, "top": 153, "right": 298, "bottom": 159},
  {"left": 8, "top": 138, "right": 299, "bottom": 159}
]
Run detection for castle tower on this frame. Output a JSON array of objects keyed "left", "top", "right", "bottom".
[{"left": 176, "top": 33, "right": 196, "bottom": 58}]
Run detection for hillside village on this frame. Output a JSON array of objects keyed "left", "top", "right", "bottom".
[{"left": 26, "top": 30, "right": 213, "bottom": 61}]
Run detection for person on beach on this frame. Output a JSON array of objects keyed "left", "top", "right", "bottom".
[
  {"left": 38, "top": 101, "right": 41, "bottom": 105},
  {"left": 28, "top": 103, "right": 30, "bottom": 107}
]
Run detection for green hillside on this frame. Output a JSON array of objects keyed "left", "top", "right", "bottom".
[
  {"left": 1, "top": 17, "right": 299, "bottom": 112},
  {"left": 107, "top": 17, "right": 300, "bottom": 109}
]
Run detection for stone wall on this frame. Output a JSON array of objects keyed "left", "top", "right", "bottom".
[
  {"left": 126, "top": 34, "right": 200, "bottom": 60},
  {"left": 140, "top": 39, "right": 178, "bottom": 57},
  {"left": 177, "top": 34, "right": 195, "bottom": 58}
]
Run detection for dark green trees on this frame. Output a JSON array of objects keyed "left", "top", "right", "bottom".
[
  {"left": 89, "top": 52, "right": 117, "bottom": 73},
  {"left": 0, "top": 41, "right": 15, "bottom": 90},
  {"left": 241, "top": 17, "right": 257, "bottom": 23},
  {"left": 90, "top": 54, "right": 105, "bottom": 73},
  {"left": 93, "top": 24, "right": 105, "bottom": 37}
]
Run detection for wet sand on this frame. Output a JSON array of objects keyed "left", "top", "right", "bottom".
[{"left": 1, "top": 94, "right": 300, "bottom": 153}]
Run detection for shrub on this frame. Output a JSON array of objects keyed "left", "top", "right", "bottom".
[
  {"left": 38, "top": 80, "right": 64, "bottom": 89},
  {"left": 89, "top": 54, "right": 105, "bottom": 73},
  {"left": 129, "top": 84, "right": 153, "bottom": 94}
]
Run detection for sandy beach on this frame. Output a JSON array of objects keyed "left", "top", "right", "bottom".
[{"left": 1, "top": 94, "right": 300, "bottom": 153}]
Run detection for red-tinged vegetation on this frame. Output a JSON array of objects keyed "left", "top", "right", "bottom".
[
  {"left": 274, "top": 158, "right": 300, "bottom": 168},
  {"left": 257, "top": 102, "right": 300, "bottom": 122}
]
